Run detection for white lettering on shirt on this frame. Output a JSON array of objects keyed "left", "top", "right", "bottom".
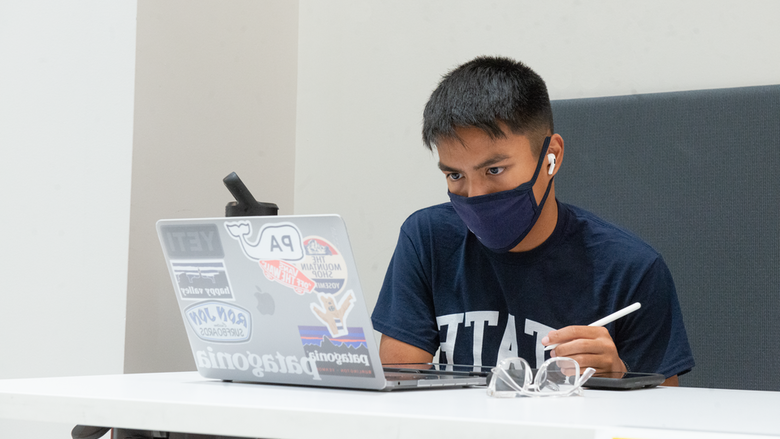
[
  {"left": 524, "top": 318, "right": 556, "bottom": 368},
  {"left": 435, "top": 313, "right": 557, "bottom": 368},
  {"left": 497, "top": 314, "right": 518, "bottom": 364},
  {"left": 436, "top": 313, "right": 464, "bottom": 364},
  {"left": 464, "top": 311, "right": 499, "bottom": 366}
]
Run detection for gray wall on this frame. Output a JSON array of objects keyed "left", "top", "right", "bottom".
[
  {"left": 551, "top": 86, "right": 780, "bottom": 390},
  {"left": 124, "top": 0, "right": 299, "bottom": 373}
]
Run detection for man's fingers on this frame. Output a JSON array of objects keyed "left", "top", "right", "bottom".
[
  {"left": 551, "top": 338, "right": 606, "bottom": 358},
  {"left": 544, "top": 327, "right": 624, "bottom": 373},
  {"left": 560, "top": 353, "right": 614, "bottom": 373},
  {"left": 544, "top": 325, "right": 608, "bottom": 346}
]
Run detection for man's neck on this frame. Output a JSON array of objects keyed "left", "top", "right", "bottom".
[{"left": 509, "top": 193, "right": 558, "bottom": 253}]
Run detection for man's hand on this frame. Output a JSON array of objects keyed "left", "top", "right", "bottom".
[
  {"left": 543, "top": 327, "right": 680, "bottom": 387},
  {"left": 542, "top": 326, "right": 626, "bottom": 374},
  {"left": 379, "top": 335, "right": 433, "bottom": 364}
]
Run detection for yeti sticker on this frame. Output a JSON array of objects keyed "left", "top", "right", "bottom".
[
  {"left": 225, "top": 221, "right": 304, "bottom": 262},
  {"left": 160, "top": 224, "right": 223, "bottom": 259},
  {"left": 296, "top": 237, "right": 349, "bottom": 295},
  {"left": 310, "top": 290, "right": 355, "bottom": 338}
]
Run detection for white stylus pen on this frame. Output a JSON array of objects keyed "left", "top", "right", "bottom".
[{"left": 543, "top": 302, "right": 642, "bottom": 351}]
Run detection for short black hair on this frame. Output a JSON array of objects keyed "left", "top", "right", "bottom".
[{"left": 422, "top": 56, "right": 554, "bottom": 155}]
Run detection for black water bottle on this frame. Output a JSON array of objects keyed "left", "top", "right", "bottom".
[{"left": 223, "top": 172, "right": 279, "bottom": 217}]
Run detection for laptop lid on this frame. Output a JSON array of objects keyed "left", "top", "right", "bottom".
[{"left": 156, "top": 214, "right": 389, "bottom": 390}]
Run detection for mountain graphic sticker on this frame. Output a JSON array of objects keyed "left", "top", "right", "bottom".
[{"left": 296, "top": 237, "right": 349, "bottom": 296}]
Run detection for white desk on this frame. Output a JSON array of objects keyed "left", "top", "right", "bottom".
[{"left": 0, "top": 372, "right": 777, "bottom": 439}]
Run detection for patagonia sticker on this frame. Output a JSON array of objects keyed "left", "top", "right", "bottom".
[
  {"left": 195, "top": 347, "right": 321, "bottom": 381},
  {"left": 299, "top": 326, "right": 374, "bottom": 377},
  {"left": 172, "top": 261, "right": 234, "bottom": 300},
  {"left": 185, "top": 301, "right": 251, "bottom": 343}
]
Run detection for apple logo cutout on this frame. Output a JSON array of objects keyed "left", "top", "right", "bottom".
[{"left": 254, "top": 286, "right": 275, "bottom": 316}]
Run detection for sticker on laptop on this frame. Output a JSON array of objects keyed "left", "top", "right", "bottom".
[
  {"left": 160, "top": 223, "right": 224, "bottom": 259},
  {"left": 184, "top": 301, "right": 251, "bottom": 343},
  {"left": 171, "top": 261, "right": 234, "bottom": 300},
  {"left": 296, "top": 237, "right": 349, "bottom": 295},
  {"left": 225, "top": 221, "right": 305, "bottom": 262},
  {"left": 310, "top": 290, "right": 355, "bottom": 338},
  {"left": 299, "top": 325, "right": 374, "bottom": 377},
  {"left": 195, "top": 346, "right": 321, "bottom": 381},
  {"left": 258, "top": 260, "right": 316, "bottom": 295}
]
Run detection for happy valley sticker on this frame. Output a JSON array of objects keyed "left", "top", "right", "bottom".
[
  {"left": 171, "top": 261, "right": 234, "bottom": 300},
  {"left": 299, "top": 326, "right": 374, "bottom": 377}
]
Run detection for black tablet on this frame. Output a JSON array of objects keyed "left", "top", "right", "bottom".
[
  {"left": 382, "top": 363, "right": 492, "bottom": 377},
  {"left": 583, "top": 371, "right": 666, "bottom": 390}
]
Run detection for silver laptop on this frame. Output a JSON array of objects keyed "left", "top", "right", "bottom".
[{"left": 156, "top": 214, "right": 487, "bottom": 390}]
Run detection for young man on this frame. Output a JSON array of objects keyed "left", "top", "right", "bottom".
[{"left": 371, "top": 56, "right": 694, "bottom": 386}]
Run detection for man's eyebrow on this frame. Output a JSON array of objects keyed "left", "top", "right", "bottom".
[
  {"left": 438, "top": 154, "right": 511, "bottom": 173},
  {"left": 438, "top": 162, "right": 460, "bottom": 173},
  {"left": 473, "top": 154, "right": 510, "bottom": 170}
]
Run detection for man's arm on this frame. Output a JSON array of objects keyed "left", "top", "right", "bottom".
[
  {"left": 661, "top": 375, "right": 679, "bottom": 386},
  {"left": 379, "top": 334, "right": 434, "bottom": 364}
]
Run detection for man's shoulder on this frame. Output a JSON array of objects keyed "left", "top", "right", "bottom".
[
  {"left": 402, "top": 202, "right": 464, "bottom": 232},
  {"left": 394, "top": 203, "right": 470, "bottom": 256},
  {"left": 562, "top": 203, "right": 661, "bottom": 260}
]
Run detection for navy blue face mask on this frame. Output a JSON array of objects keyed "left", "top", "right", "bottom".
[{"left": 448, "top": 137, "right": 553, "bottom": 253}]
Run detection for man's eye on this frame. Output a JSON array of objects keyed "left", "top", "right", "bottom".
[
  {"left": 487, "top": 167, "right": 504, "bottom": 175},
  {"left": 447, "top": 173, "right": 462, "bottom": 181}
]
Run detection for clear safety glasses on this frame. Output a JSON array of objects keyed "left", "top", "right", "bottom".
[{"left": 487, "top": 357, "right": 596, "bottom": 398}]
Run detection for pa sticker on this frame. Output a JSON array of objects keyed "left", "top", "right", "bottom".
[{"left": 225, "top": 221, "right": 304, "bottom": 262}]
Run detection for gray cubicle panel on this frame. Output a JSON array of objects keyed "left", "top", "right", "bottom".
[{"left": 551, "top": 85, "right": 780, "bottom": 391}]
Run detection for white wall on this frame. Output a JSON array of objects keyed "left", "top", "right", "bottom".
[
  {"left": 295, "top": 0, "right": 780, "bottom": 317},
  {"left": 0, "top": 1, "right": 137, "bottom": 437},
  {"left": 124, "top": 0, "right": 299, "bottom": 373}
]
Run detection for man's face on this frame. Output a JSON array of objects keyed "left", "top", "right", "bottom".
[{"left": 437, "top": 126, "right": 545, "bottom": 199}]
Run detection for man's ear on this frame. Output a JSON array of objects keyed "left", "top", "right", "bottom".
[{"left": 546, "top": 134, "right": 564, "bottom": 177}]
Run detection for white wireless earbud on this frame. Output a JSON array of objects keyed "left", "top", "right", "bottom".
[{"left": 547, "top": 153, "right": 556, "bottom": 175}]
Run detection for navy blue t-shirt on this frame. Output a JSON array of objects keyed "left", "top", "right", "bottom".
[{"left": 371, "top": 201, "right": 695, "bottom": 378}]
